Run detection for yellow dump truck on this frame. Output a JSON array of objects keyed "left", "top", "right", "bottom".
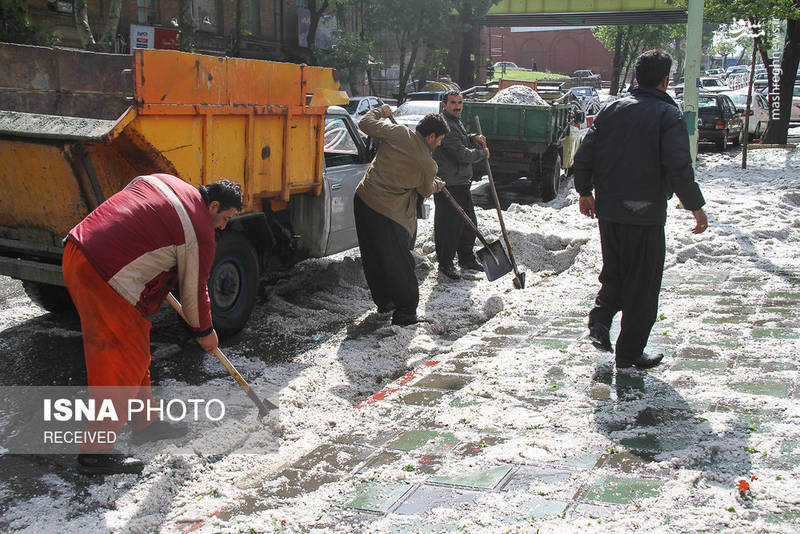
[{"left": 0, "top": 43, "right": 374, "bottom": 336}]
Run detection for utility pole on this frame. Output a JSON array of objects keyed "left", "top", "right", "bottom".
[{"left": 684, "top": 0, "right": 705, "bottom": 165}]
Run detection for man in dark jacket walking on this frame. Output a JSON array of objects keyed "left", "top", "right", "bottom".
[
  {"left": 574, "top": 49, "right": 708, "bottom": 370},
  {"left": 432, "top": 90, "right": 489, "bottom": 279}
]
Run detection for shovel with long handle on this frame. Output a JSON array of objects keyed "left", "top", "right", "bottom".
[
  {"left": 166, "top": 293, "right": 277, "bottom": 417},
  {"left": 441, "top": 187, "right": 512, "bottom": 281},
  {"left": 474, "top": 116, "right": 526, "bottom": 289}
]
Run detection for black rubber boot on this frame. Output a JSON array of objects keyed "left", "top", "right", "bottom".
[
  {"left": 616, "top": 352, "right": 664, "bottom": 370},
  {"left": 588, "top": 323, "right": 613, "bottom": 352}
]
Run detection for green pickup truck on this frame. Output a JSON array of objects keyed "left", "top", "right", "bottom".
[{"left": 462, "top": 96, "right": 580, "bottom": 201}]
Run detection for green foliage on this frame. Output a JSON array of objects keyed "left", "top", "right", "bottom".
[
  {"left": 0, "top": 0, "right": 60, "bottom": 46},
  {"left": 315, "top": 29, "right": 376, "bottom": 89},
  {"left": 487, "top": 69, "right": 568, "bottom": 83}
]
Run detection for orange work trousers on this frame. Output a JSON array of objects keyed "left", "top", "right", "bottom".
[{"left": 62, "top": 241, "right": 156, "bottom": 451}]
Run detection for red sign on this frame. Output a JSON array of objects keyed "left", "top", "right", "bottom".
[{"left": 154, "top": 28, "right": 180, "bottom": 50}]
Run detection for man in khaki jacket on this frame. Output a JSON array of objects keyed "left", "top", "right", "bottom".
[{"left": 355, "top": 105, "right": 448, "bottom": 326}]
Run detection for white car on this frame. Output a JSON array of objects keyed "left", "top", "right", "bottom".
[
  {"left": 722, "top": 90, "right": 769, "bottom": 138},
  {"left": 391, "top": 100, "right": 442, "bottom": 129},
  {"left": 493, "top": 61, "right": 519, "bottom": 71}
]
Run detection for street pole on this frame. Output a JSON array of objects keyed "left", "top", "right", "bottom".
[{"left": 684, "top": 0, "right": 704, "bottom": 165}]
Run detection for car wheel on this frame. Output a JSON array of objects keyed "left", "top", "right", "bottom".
[
  {"left": 754, "top": 122, "right": 762, "bottom": 139},
  {"left": 733, "top": 130, "right": 741, "bottom": 146},
  {"left": 209, "top": 232, "right": 260, "bottom": 338},
  {"left": 539, "top": 149, "right": 562, "bottom": 202}
]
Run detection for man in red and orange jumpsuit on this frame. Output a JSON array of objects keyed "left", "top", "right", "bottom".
[{"left": 63, "top": 174, "right": 242, "bottom": 475}]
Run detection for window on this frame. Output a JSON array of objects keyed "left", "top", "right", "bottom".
[
  {"left": 137, "top": 0, "right": 157, "bottom": 25},
  {"left": 243, "top": 0, "right": 260, "bottom": 35},
  {"left": 47, "top": 0, "right": 74, "bottom": 14},
  {"left": 324, "top": 118, "right": 359, "bottom": 166}
]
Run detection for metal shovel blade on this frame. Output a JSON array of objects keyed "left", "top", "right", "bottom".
[{"left": 477, "top": 240, "right": 513, "bottom": 281}]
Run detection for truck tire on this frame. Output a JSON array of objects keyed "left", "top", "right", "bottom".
[
  {"left": 209, "top": 232, "right": 259, "bottom": 338},
  {"left": 22, "top": 281, "right": 75, "bottom": 314},
  {"left": 540, "top": 151, "right": 562, "bottom": 202}
]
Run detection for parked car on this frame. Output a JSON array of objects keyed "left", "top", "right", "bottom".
[
  {"left": 343, "top": 96, "right": 382, "bottom": 122},
  {"left": 753, "top": 72, "right": 769, "bottom": 89},
  {"left": 722, "top": 90, "right": 769, "bottom": 138},
  {"left": 404, "top": 91, "right": 446, "bottom": 102},
  {"left": 699, "top": 77, "right": 729, "bottom": 92},
  {"left": 391, "top": 99, "right": 442, "bottom": 128},
  {"left": 724, "top": 65, "right": 750, "bottom": 79},
  {"left": 569, "top": 86, "right": 600, "bottom": 104},
  {"left": 493, "top": 61, "right": 519, "bottom": 71},
  {"left": 697, "top": 93, "right": 744, "bottom": 151},
  {"left": 706, "top": 68, "right": 724, "bottom": 77},
  {"left": 572, "top": 69, "right": 600, "bottom": 80}
]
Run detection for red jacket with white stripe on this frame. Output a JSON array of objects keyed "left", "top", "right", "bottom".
[{"left": 67, "top": 174, "right": 215, "bottom": 335}]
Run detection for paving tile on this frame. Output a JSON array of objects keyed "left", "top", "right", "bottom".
[
  {"left": 440, "top": 359, "right": 473, "bottom": 374},
  {"left": 480, "top": 335, "right": 524, "bottom": 349},
  {"left": 430, "top": 465, "right": 513, "bottom": 489},
  {"left": 391, "top": 522, "right": 459, "bottom": 533},
  {"left": 359, "top": 450, "right": 444, "bottom": 475},
  {"left": 582, "top": 475, "right": 664, "bottom": 505},
  {"left": 501, "top": 464, "right": 574, "bottom": 492},
  {"left": 552, "top": 451, "right": 602, "bottom": 469},
  {"left": 751, "top": 327, "right": 800, "bottom": 339},
  {"left": 766, "top": 291, "right": 800, "bottom": 301},
  {"left": 595, "top": 451, "right": 648, "bottom": 473},
  {"left": 449, "top": 397, "right": 482, "bottom": 408},
  {"left": 670, "top": 358, "right": 728, "bottom": 372},
  {"left": 678, "top": 346, "right": 720, "bottom": 360},
  {"left": 400, "top": 390, "right": 446, "bottom": 406},
  {"left": 518, "top": 497, "right": 570, "bottom": 519},
  {"left": 292, "top": 444, "right": 375, "bottom": 473},
  {"left": 619, "top": 433, "right": 691, "bottom": 454},
  {"left": 759, "top": 306, "right": 795, "bottom": 318},
  {"left": 393, "top": 484, "right": 481, "bottom": 515},
  {"left": 266, "top": 468, "right": 341, "bottom": 499},
  {"left": 493, "top": 325, "right": 532, "bottom": 335},
  {"left": 729, "top": 380, "right": 792, "bottom": 398},
  {"left": 702, "top": 315, "right": 749, "bottom": 325},
  {"left": 733, "top": 358, "right": 797, "bottom": 372},
  {"left": 568, "top": 502, "right": 620, "bottom": 519},
  {"left": 388, "top": 430, "right": 459, "bottom": 454},
  {"left": 333, "top": 429, "right": 400, "bottom": 448},
  {"left": 343, "top": 482, "right": 412, "bottom": 513},
  {"left": 413, "top": 374, "right": 471, "bottom": 391},
  {"left": 527, "top": 338, "right": 573, "bottom": 351},
  {"left": 453, "top": 436, "right": 505, "bottom": 457}
]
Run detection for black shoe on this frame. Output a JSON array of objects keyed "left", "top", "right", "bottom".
[
  {"left": 130, "top": 420, "right": 189, "bottom": 445},
  {"left": 77, "top": 452, "right": 144, "bottom": 475},
  {"left": 377, "top": 302, "right": 396, "bottom": 314},
  {"left": 588, "top": 323, "right": 612, "bottom": 352},
  {"left": 439, "top": 264, "right": 461, "bottom": 280},
  {"left": 616, "top": 352, "right": 664, "bottom": 370},
  {"left": 391, "top": 312, "right": 430, "bottom": 326},
  {"left": 458, "top": 256, "right": 483, "bottom": 272}
]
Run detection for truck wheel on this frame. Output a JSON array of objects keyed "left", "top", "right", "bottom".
[
  {"left": 22, "top": 281, "right": 75, "bottom": 314},
  {"left": 717, "top": 132, "right": 728, "bottom": 151},
  {"left": 540, "top": 152, "right": 562, "bottom": 202},
  {"left": 209, "top": 232, "right": 259, "bottom": 338}
]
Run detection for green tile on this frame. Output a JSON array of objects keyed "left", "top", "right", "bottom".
[
  {"left": 583, "top": 475, "right": 663, "bottom": 505},
  {"left": 520, "top": 497, "right": 570, "bottom": 519},
  {"left": 413, "top": 374, "right": 470, "bottom": 391},
  {"left": 620, "top": 434, "right": 689, "bottom": 453},
  {"left": 752, "top": 327, "right": 799, "bottom": 339},
  {"left": 702, "top": 315, "right": 749, "bottom": 325},
  {"left": 265, "top": 468, "right": 340, "bottom": 499},
  {"left": 690, "top": 337, "right": 740, "bottom": 349},
  {"left": 400, "top": 390, "right": 446, "bottom": 406},
  {"left": 766, "top": 291, "right": 800, "bottom": 301},
  {"left": 389, "top": 430, "right": 440, "bottom": 451},
  {"left": 455, "top": 436, "right": 505, "bottom": 457},
  {"left": 430, "top": 465, "right": 513, "bottom": 489},
  {"left": 555, "top": 451, "right": 602, "bottom": 469},
  {"left": 596, "top": 452, "right": 647, "bottom": 473},
  {"left": 449, "top": 397, "right": 481, "bottom": 408},
  {"left": 528, "top": 338, "right": 573, "bottom": 350},
  {"left": 343, "top": 482, "right": 411, "bottom": 513},
  {"left": 729, "top": 380, "right": 791, "bottom": 398},
  {"left": 670, "top": 359, "right": 728, "bottom": 372},
  {"left": 780, "top": 440, "right": 798, "bottom": 454},
  {"left": 734, "top": 358, "right": 797, "bottom": 372},
  {"left": 677, "top": 288, "right": 720, "bottom": 296},
  {"left": 760, "top": 306, "right": 795, "bottom": 318},
  {"left": 393, "top": 485, "right": 479, "bottom": 516},
  {"left": 292, "top": 444, "right": 374, "bottom": 473},
  {"left": 679, "top": 346, "right": 719, "bottom": 360},
  {"left": 391, "top": 523, "right": 459, "bottom": 534},
  {"left": 766, "top": 508, "right": 800, "bottom": 525},
  {"left": 690, "top": 272, "right": 730, "bottom": 283},
  {"left": 493, "top": 325, "right": 531, "bottom": 335}
]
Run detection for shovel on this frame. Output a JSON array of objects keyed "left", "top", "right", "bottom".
[
  {"left": 474, "top": 116, "right": 526, "bottom": 289},
  {"left": 166, "top": 293, "right": 277, "bottom": 417},
  {"left": 441, "top": 187, "right": 512, "bottom": 281}
]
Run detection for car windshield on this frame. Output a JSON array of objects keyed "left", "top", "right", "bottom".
[
  {"left": 702, "top": 78, "right": 724, "bottom": 87},
  {"left": 342, "top": 100, "right": 360, "bottom": 114},
  {"left": 726, "top": 93, "right": 748, "bottom": 106},
  {"left": 698, "top": 96, "right": 718, "bottom": 112},
  {"left": 394, "top": 101, "right": 440, "bottom": 117},
  {"left": 571, "top": 88, "right": 592, "bottom": 97}
]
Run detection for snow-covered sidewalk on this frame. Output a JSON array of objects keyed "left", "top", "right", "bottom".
[{"left": 2, "top": 148, "right": 800, "bottom": 533}]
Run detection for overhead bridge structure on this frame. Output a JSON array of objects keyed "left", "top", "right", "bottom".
[{"left": 481, "top": 0, "right": 705, "bottom": 162}]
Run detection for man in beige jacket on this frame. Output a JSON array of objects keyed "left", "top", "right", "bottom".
[{"left": 355, "top": 105, "right": 448, "bottom": 326}]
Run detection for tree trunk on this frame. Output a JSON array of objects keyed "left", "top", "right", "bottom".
[
  {"left": 97, "top": 0, "right": 122, "bottom": 52},
  {"left": 74, "top": 0, "right": 96, "bottom": 50},
  {"left": 610, "top": 28, "right": 624, "bottom": 95},
  {"left": 179, "top": 0, "right": 196, "bottom": 52},
  {"left": 762, "top": 19, "right": 800, "bottom": 144},
  {"left": 398, "top": 42, "right": 420, "bottom": 102},
  {"left": 307, "top": 0, "right": 330, "bottom": 62},
  {"left": 457, "top": 7, "right": 475, "bottom": 90}
]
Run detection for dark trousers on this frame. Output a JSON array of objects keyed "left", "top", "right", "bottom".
[
  {"left": 588, "top": 220, "right": 665, "bottom": 362},
  {"left": 354, "top": 194, "right": 419, "bottom": 318},
  {"left": 433, "top": 184, "right": 476, "bottom": 266}
]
